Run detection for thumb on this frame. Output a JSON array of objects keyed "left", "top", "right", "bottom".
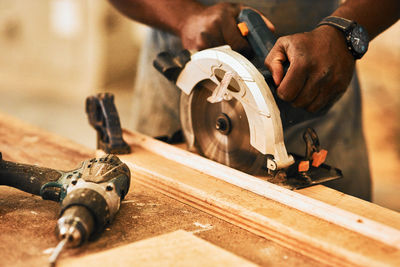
[{"left": 265, "top": 42, "right": 287, "bottom": 86}]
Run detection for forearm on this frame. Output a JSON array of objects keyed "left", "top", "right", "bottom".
[
  {"left": 108, "top": 0, "right": 205, "bottom": 36},
  {"left": 332, "top": 0, "right": 400, "bottom": 39}
]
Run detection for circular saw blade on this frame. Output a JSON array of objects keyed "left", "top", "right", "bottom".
[{"left": 189, "top": 80, "right": 267, "bottom": 174}]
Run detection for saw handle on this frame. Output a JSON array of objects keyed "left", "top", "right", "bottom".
[
  {"left": 237, "top": 9, "right": 277, "bottom": 63},
  {"left": 238, "top": 9, "right": 289, "bottom": 81}
]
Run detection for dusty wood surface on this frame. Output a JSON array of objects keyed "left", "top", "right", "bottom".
[
  {"left": 60, "top": 230, "right": 257, "bottom": 267},
  {"left": 0, "top": 112, "right": 323, "bottom": 266},
  {"left": 118, "top": 130, "right": 400, "bottom": 267}
]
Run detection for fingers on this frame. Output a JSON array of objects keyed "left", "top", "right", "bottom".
[
  {"left": 181, "top": 3, "right": 274, "bottom": 58},
  {"left": 298, "top": 66, "right": 351, "bottom": 112},
  {"left": 291, "top": 70, "right": 330, "bottom": 108},
  {"left": 306, "top": 82, "right": 347, "bottom": 113},
  {"left": 222, "top": 16, "right": 252, "bottom": 56},
  {"left": 306, "top": 89, "right": 333, "bottom": 113},
  {"left": 265, "top": 37, "right": 288, "bottom": 86},
  {"left": 263, "top": 26, "right": 356, "bottom": 113},
  {"left": 199, "top": 31, "right": 224, "bottom": 49},
  {"left": 181, "top": 2, "right": 252, "bottom": 53},
  {"left": 217, "top": 3, "right": 252, "bottom": 56},
  {"left": 276, "top": 57, "right": 308, "bottom": 102}
]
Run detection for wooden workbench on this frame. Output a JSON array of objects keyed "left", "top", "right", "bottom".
[
  {"left": 1, "top": 112, "right": 399, "bottom": 266},
  {"left": 0, "top": 113, "right": 321, "bottom": 266}
]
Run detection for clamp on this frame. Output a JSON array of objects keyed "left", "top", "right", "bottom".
[{"left": 86, "top": 93, "right": 130, "bottom": 154}]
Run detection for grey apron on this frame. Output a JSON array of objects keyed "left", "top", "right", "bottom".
[{"left": 130, "top": 0, "right": 371, "bottom": 200}]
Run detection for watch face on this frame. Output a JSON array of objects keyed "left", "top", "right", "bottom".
[{"left": 350, "top": 25, "right": 369, "bottom": 55}]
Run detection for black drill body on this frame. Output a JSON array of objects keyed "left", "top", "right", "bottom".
[{"left": 0, "top": 152, "right": 131, "bottom": 262}]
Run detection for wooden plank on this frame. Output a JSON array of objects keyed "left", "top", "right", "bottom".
[
  {"left": 60, "top": 230, "right": 257, "bottom": 267},
  {"left": 0, "top": 113, "right": 92, "bottom": 168},
  {"left": 121, "top": 130, "right": 400, "bottom": 246},
  {"left": 115, "top": 129, "right": 400, "bottom": 267},
  {"left": 1, "top": 112, "right": 325, "bottom": 267},
  {"left": 176, "top": 142, "right": 400, "bottom": 231}
]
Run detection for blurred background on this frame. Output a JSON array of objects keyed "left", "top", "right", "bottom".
[{"left": 0, "top": 0, "right": 398, "bottom": 211}]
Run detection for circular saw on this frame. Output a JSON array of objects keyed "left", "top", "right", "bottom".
[{"left": 153, "top": 9, "right": 341, "bottom": 189}]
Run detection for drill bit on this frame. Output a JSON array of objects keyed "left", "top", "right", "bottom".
[{"left": 49, "top": 237, "right": 69, "bottom": 267}]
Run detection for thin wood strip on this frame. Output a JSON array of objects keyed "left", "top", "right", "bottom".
[
  {"left": 122, "top": 130, "right": 400, "bottom": 250},
  {"left": 297, "top": 185, "right": 400, "bottom": 230}
]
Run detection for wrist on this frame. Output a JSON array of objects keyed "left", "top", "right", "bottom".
[
  {"left": 314, "top": 25, "right": 351, "bottom": 51},
  {"left": 313, "top": 25, "right": 356, "bottom": 61}
]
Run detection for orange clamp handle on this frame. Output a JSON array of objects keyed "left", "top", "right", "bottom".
[
  {"left": 298, "top": 160, "right": 310, "bottom": 173},
  {"left": 312, "top": 149, "right": 328, "bottom": 168}
]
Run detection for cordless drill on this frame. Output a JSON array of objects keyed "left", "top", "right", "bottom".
[{"left": 0, "top": 152, "right": 131, "bottom": 265}]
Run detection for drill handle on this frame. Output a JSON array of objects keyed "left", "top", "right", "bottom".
[{"left": 0, "top": 154, "right": 61, "bottom": 197}]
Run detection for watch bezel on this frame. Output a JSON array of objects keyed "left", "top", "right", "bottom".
[{"left": 345, "top": 24, "right": 369, "bottom": 59}]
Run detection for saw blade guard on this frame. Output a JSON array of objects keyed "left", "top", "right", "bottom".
[{"left": 177, "top": 46, "right": 294, "bottom": 170}]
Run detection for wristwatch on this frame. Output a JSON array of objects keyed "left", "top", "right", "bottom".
[{"left": 317, "top": 16, "right": 369, "bottom": 60}]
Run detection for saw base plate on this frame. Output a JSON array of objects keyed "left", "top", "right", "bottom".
[
  {"left": 173, "top": 137, "right": 342, "bottom": 190},
  {"left": 258, "top": 155, "right": 342, "bottom": 190}
]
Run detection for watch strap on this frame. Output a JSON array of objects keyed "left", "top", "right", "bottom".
[
  {"left": 317, "top": 16, "right": 354, "bottom": 32},
  {"left": 317, "top": 16, "right": 369, "bottom": 60}
]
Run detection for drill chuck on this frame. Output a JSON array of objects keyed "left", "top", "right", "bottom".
[
  {"left": 49, "top": 155, "right": 131, "bottom": 265},
  {"left": 56, "top": 205, "right": 94, "bottom": 247}
]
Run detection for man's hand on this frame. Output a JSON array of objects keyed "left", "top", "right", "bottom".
[
  {"left": 264, "top": 0, "right": 399, "bottom": 113},
  {"left": 265, "top": 26, "right": 355, "bottom": 113},
  {"left": 178, "top": 3, "right": 274, "bottom": 56},
  {"left": 178, "top": 3, "right": 249, "bottom": 54}
]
